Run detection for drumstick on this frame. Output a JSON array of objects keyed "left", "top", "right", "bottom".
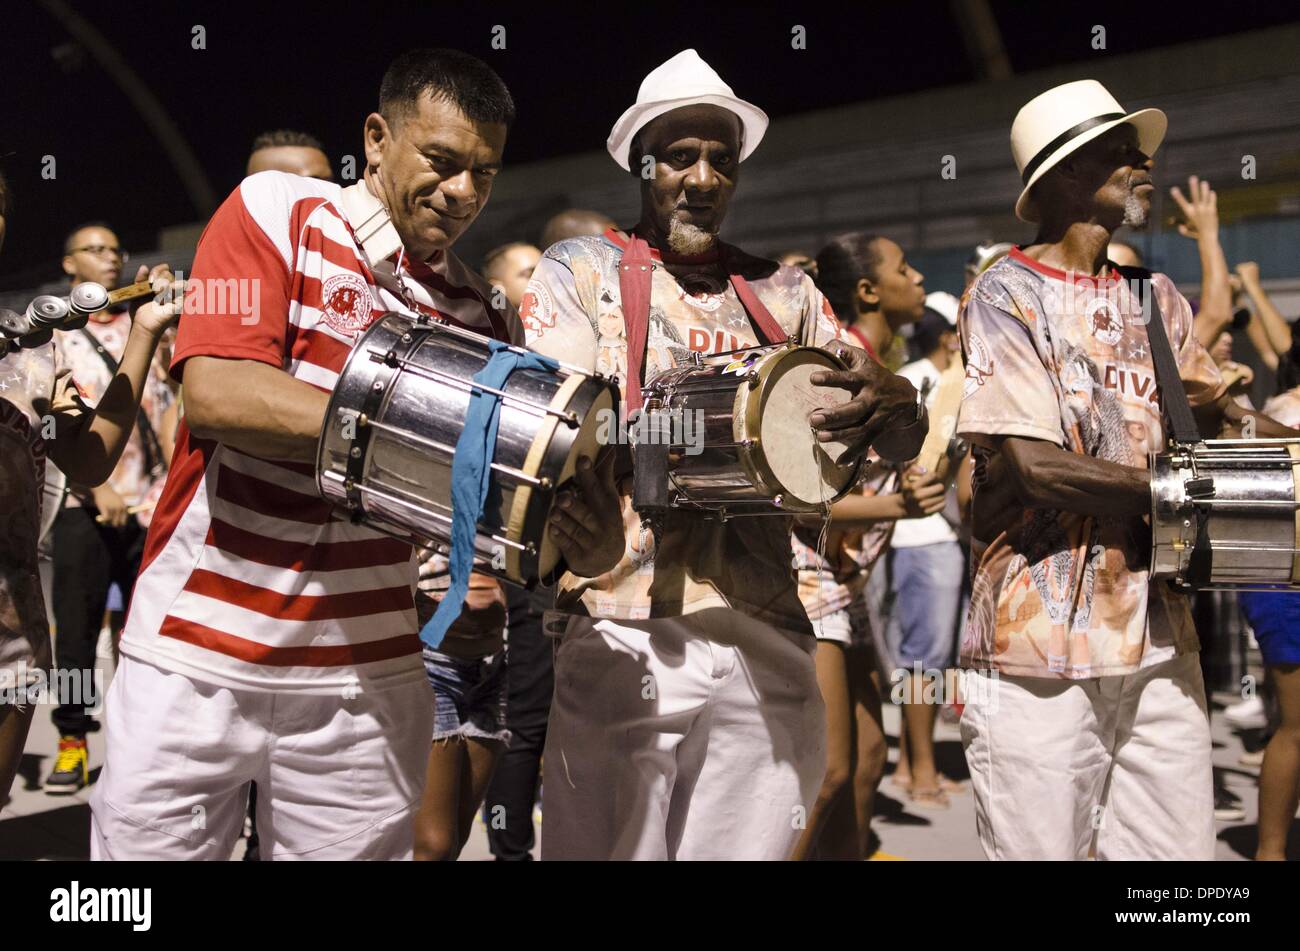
[
  {"left": 105, "top": 281, "right": 159, "bottom": 307},
  {"left": 914, "top": 357, "right": 965, "bottom": 475},
  {"left": 94, "top": 501, "right": 155, "bottom": 523}
]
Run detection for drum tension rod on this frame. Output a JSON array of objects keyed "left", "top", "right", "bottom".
[{"left": 366, "top": 353, "right": 580, "bottom": 428}]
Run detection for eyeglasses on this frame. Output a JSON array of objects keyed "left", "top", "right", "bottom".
[{"left": 69, "top": 244, "right": 129, "bottom": 262}]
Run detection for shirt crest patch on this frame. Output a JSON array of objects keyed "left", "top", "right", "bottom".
[{"left": 321, "top": 273, "right": 372, "bottom": 338}]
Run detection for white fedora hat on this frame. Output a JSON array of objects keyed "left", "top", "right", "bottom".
[
  {"left": 1011, "top": 79, "right": 1166, "bottom": 222},
  {"left": 607, "top": 49, "right": 769, "bottom": 172}
]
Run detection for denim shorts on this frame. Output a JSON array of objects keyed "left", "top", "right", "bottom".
[
  {"left": 887, "top": 541, "right": 965, "bottom": 671},
  {"left": 422, "top": 647, "right": 510, "bottom": 745}
]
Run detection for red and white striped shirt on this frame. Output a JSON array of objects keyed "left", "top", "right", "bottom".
[{"left": 119, "top": 171, "right": 521, "bottom": 693}]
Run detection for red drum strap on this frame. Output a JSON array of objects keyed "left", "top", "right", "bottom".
[{"left": 617, "top": 236, "right": 789, "bottom": 413}]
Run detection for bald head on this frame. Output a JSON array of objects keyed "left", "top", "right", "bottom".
[
  {"left": 540, "top": 208, "right": 616, "bottom": 249},
  {"left": 483, "top": 242, "right": 541, "bottom": 309},
  {"left": 1107, "top": 241, "right": 1144, "bottom": 268}
]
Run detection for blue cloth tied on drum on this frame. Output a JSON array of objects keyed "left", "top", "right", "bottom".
[{"left": 421, "top": 340, "right": 559, "bottom": 648}]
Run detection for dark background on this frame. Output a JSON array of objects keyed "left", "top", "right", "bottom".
[{"left": 2, "top": 0, "right": 1298, "bottom": 286}]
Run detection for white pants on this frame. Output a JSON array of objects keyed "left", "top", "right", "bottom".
[
  {"left": 960, "top": 653, "right": 1214, "bottom": 860},
  {"left": 90, "top": 655, "right": 433, "bottom": 860},
  {"left": 541, "top": 608, "right": 826, "bottom": 860}
]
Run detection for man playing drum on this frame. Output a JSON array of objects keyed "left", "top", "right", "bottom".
[
  {"left": 522, "top": 49, "right": 927, "bottom": 860},
  {"left": 957, "top": 79, "right": 1296, "bottom": 860},
  {"left": 91, "top": 49, "right": 523, "bottom": 860}
]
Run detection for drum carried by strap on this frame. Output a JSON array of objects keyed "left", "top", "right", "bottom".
[
  {"left": 617, "top": 233, "right": 862, "bottom": 518},
  {"left": 317, "top": 313, "right": 617, "bottom": 589},
  {"left": 632, "top": 342, "right": 863, "bottom": 516},
  {"left": 1151, "top": 439, "right": 1300, "bottom": 590},
  {"left": 1126, "top": 265, "right": 1300, "bottom": 591}
]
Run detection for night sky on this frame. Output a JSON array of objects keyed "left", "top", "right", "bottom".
[{"left": 2, "top": 0, "right": 1296, "bottom": 287}]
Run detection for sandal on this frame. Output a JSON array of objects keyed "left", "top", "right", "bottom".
[{"left": 908, "top": 786, "right": 950, "bottom": 809}]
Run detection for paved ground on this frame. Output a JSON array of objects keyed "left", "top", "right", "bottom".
[{"left": 3, "top": 638, "right": 1287, "bottom": 860}]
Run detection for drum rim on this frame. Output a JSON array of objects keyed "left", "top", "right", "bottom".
[
  {"left": 506, "top": 373, "right": 616, "bottom": 585},
  {"left": 738, "top": 344, "right": 864, "bottom": 510}
]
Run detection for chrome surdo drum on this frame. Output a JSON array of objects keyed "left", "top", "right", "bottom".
[
  {"left": 1150, "top": 439, "right": 1300, "bottom": 591},
  {"left": 318, "top": 313, "right": 616, "bottom": 587},
  {"left": 632, "top": 342, "right": 864, "bottom": 517}
]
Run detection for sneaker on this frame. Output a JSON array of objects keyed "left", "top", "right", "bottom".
[
  {"left": 44, "top": 736, "right": 88, "bottom": 795},
  {"left": 1224, "top": 696, "right": 1267, "bottom": 731},
  {"left": 1213, "top": 789, "right": 1245, "bottom": 822}
]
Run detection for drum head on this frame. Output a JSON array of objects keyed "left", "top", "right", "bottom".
[
  {"left": 749, "top": 349, "right": 857, "bottom": 506},
  {"left": 506, "top": 374, "right": 616, "bottom": 582}
]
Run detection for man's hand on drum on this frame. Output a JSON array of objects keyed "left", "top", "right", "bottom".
[
  {"left": 548, "top": 450, "right": 625, "bottom": 578},
  {"left": 808, "top": 344, "right": 926, "bottom": 464}
]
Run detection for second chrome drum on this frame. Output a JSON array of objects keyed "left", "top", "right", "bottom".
[
  {"left": 1150, "top": 438, "right": 1300, "bottom": 590},
  {"left": 638, "top": 342, "right": 864, "bottom": 516},
  {"left": 318, "top": 313, "right": 617, "bottom": 588}
]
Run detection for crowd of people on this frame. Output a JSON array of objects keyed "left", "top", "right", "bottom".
[{"left": 0, "top": 46, "right": 1297, "bottom": 862}]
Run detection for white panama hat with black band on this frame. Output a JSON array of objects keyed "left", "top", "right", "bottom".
[{"left": 1012, "top": 79, "right": 1166, "bottom": 223}]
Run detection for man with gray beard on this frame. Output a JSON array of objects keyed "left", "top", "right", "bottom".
[
  {"left": 521, "top": 49, "right": 925, "bottom": 860},
  {"left": 955, "top": 80, "right": 1296, "bottom": 859}
]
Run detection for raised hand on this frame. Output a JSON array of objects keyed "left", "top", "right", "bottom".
[{"left": 1169, "top": 175, "right": 1218, "bottom": 242}]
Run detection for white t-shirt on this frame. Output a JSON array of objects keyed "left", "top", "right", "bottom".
[{"left": 890, "top": 357, "right": 958, "bottom": 549}]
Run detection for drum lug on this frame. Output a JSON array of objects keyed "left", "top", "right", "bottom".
[
  {"left": 524, "top": 542, "right": 537, "bottom": 556},
  {"left": 538, "top": 477, "right": 553, "bottom": 491},
  {"left": 773, "top": 494, "right": 784, "bottom": 508},
  {"left": 746, "top": 370, "right": 760, "bottom": 387},
  {"left": 349, "top": 446, "right": 362, "bottom": 459}
]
